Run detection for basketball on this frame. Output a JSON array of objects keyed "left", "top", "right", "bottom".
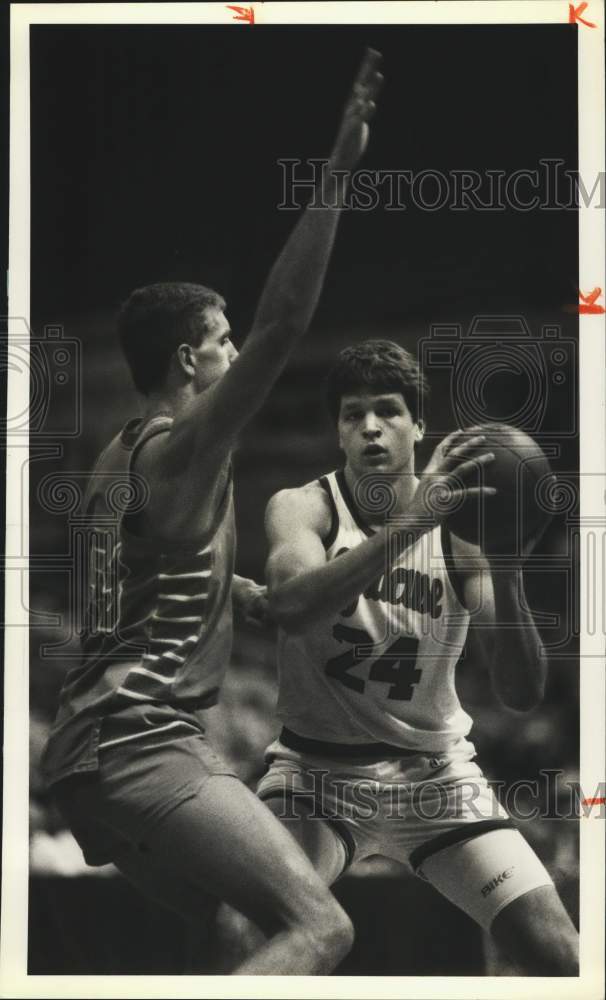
[{"left": 445, "top": 423, "right": 552, "bottom": 551}]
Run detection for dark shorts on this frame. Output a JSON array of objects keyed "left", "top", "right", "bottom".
[{"left": 53, "top": 733, "right": 237, "bottom": 866}]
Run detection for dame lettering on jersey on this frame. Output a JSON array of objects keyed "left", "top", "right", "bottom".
[{"left": 336, "top": 547, "right": 443, "bottom": 620}]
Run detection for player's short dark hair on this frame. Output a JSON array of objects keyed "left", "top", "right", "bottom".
[
  {"left": 325, "top": 339, "right": 429, "bottom": 424},
  {"left": 117, "top": 282, "right": 226, "bottom": 395}
]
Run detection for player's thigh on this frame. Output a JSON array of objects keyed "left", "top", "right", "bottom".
[
  {"left": 418, "top": 827, "right": 556, "bottom": 934},
  {"left": 491, "top": 884, "right": 578, "bottom": 975},
  {"left": 210, "top": 797, "right": 349, "bottom": 970},
  {"left": 125, "top": 773, "right": 339, "bottom": 931},
  {"left": 264, "top": 795, "right": 347, "bottom": 885}
]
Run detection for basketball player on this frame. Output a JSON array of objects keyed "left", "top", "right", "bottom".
[
  {"left": 254, "top": 340, "right": 579, "bottom": 974},
  {"left": 41, "top": 51, "right": 383, "bottom": 975}
]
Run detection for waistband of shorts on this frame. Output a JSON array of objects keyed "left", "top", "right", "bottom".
[{"left": 279, "top": 727, "right": 422, "bottom": 759}]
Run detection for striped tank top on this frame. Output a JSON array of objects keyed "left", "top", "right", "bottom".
[{"left": 42, "top": 414, "right": 235, "bottom": 785}]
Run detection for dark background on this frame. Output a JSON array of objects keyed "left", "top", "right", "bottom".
[
  {"left": 32, "top": 24, "right": 578, "bottom": 320},
  {"left": 28, "top": 22, "right": 579, "bottom": 974}
]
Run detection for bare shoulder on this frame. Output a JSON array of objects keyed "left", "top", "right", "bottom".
[
  {"left": 129, "top": 426, "right": 228, "bottom": 539},
  {"left": 130, "top": 432, "right": 168, "bottom": 482},
  {"left": 131, "top": 432, "right": 192, "bottom": 495},
  {"left": 266, "top": 480, "right": 333, "bottom": 542},
  {"left": 133, "top": 417, "right": 219, "bottom": 482},
  {"left": 133, "top": 419, "right": 226, "bottom": 489}
]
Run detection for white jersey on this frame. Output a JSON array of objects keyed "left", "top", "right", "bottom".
[{"left": 276, "top": 470, "right": 473, "bottom": 751}]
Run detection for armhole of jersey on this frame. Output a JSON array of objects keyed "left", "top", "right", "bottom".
[
  {"left": 123, "top": 418, "right": 173, "bottom": 534},
  {"left": 80, "top": 438, "right": 116, "bottom": 517},
  {"left": 318, "top": 476, "right": 339, "bottom": 551},
  {"left": 440, "top": 524, "right": 469, "bottom": 611},
  {"left": 335, "top": 468, "right": 374, "bottom": 537},
  {"left": 122, "top": 418, "right": 232, "bottom": 555}
]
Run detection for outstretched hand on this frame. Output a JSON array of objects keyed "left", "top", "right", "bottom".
[{"left": 329, "top": 47, "right": 383, "bottom": 172}]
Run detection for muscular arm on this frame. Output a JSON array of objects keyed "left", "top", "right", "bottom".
[
  {"left": 266, "top": 435, "right": 499, "bottom": 632},
  {"left": 201, "top": 169, "right": 343, "bottom": 438},
  {"left": 265, "top": 486, "right": 429, "bottom": 633},
  {"left": 169, "top": 50, "right": 383, "bottom": 468},
  {"left": 453, "top": 535, "right": 546, "bottom": 712}
]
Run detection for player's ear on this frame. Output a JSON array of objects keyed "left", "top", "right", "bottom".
[
  {"left": 414, "top": 419, "right": 425, "bottom": 443},
  {"left": 176, "top": 343, "right": 196, "bottom": 380}
]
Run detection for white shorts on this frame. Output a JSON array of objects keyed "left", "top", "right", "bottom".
[{"left": 257, "top": 736, "right": 553, "bottom": 930}]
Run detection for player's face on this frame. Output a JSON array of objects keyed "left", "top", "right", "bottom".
[
  {"left": 338, "top": 391, "right": 424, "bottom": 474},
  {"left": 190, "top": 308, "right": 238, "bottom": 391}
]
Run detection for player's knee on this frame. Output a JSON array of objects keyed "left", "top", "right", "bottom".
[
  {"left": 491, "top": 889, "right": 579, "bottom": 976},
  {"left": 521, "top": 929, "right": 578, "bottom": 976},
  {"left": 261, "top": 856, "right": 354, "bottom": 960},
  {"left": 306, "top": 896, "right": 354, "bottom": 963}
]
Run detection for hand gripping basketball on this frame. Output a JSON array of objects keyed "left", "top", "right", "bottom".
[
  {"left": 440, "top": 423, "right": 554, "bottom": 555},
  {"left": 329, "top": 47, "right": 383, "bottom": 172},
  {"left": 410, "top": 432, "right": 497, "bottom": 528}
]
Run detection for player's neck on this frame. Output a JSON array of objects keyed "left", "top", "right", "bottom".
[
  {"left": 142, "top": 383, "right": 195, "bottom": 422},
  {"left": 343, "top": 462, "right": 419, "bottom": 527}
]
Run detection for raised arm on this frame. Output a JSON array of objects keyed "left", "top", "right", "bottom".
[{"left": 172, "top": 49, "right": 383, "bottom": 467}]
